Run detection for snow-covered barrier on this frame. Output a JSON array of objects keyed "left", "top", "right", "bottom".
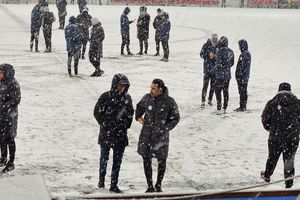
[{"left": 0, "top": 175, "right": 51, "bottom": 200}]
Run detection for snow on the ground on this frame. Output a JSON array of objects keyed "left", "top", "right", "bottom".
[{"left": 0, "top": 4, "right": 300, "bottom": 198}]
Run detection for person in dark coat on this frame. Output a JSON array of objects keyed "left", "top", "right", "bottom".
[
  {"left": 159, "top": 12, "right": 171, "bottom": 62},
  {"left": 77, "top": 0, "right": 87, "bottom": 13},
  {"left": 136, "top": 6, "right": 150, "bottom": 55},
  {"left": 214, "top": 36, "right": 234, "bottom": 114},
  {"left": 235, "top": 39, "right": 251, "bottom": 111},
  {"left": 261, "top": 83, "right": 300, "bottom": 188},
  {"left": 77, "top": 7, "right": 92, "bottom": 59},
  {"left": 30, "top": 1, "right": 46, "bottom": 52},
  {"left": 0, "top": 64, "right": 21, "bottom": 173},
  {"left": 55, "top": 0, "right": 67, "bottom": 29},
  {"left": 89, "top": 18, "right": 105, "bottom": 77},
  {"left": 64, "top": 16, "right": 81, "bottom": 77},
  {"left": 120, "top": 7, "right": 134, "bottom": 56},
  {"left": 136, "top": 79, "right": 180, "bottom": 193},
  {"left": 42, "top": 7, "right": 55, "bottom": 53},
  {"left": 153, "top": 8, "right": 163, "bottom": 56},
  {"left": 94, "top": 74, "right": 134, "bottom": 193},
  {"left": 200, "top": 33, "right": 218, "bottom": 107}
]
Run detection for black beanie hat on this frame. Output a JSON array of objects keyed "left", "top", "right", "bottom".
[{"left": 278, "top": 82, "right": 291, "bottom": 92}]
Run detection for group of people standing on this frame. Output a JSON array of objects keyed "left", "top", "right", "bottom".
[
  {"left": 120, "top": 6, "right": 171, "bottom": 62},
  {"left": 200, "top": 34, "right": 251, "bottom": 114}
]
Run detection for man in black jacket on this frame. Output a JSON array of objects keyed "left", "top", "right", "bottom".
[
  {"left": 136, "top": 6, "right": 150, "bottom": 55},
  {"left": 153, "top": 8, "right": 163, "bottom": 56},
  {"left": 261, "top": 82, "right": 300, "bottom": 188},
  {"left": 77, "top": 7, "right": 92, "bottom": 59},
  {"left": 94, "top": 74, "right": 134, "bottom": 193},
  {"left": 136, "top": 79, "right": 180, "bottom": 193},
  {"left": 0, "top": 64, "right": 21, "bottom": 173},
  {"left": 42, "top": 7, "right": 55, "bottom": 53}
]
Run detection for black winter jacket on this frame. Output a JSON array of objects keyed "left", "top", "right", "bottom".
[{"left": 94, "top": 74, "right": 134, "bottom": 147}]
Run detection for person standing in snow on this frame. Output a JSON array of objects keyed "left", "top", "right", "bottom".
[
  {"left": 153, "top": 8, "right": 163, "bottom": 56},
  {"left": 76, "top": 7, "right": 92, "bottom": 59},
  {"left": 94, "top": 74, "right": 134, "bottom": 193},
  {"left": 77, "top": 0, "right": 87, "bottom": 13},
  {"left": 136, "top": 79, "right": 180, "bottom": 193},
  {"left": 235, "top": 39, "right": 251, "bottom": 111},
  {"left": 0, "top": 64, "right": 21, "bottom": 173},
  {"left": 159, "top": 12, "right": 171, "bottom": 62},
  {"left": 214, "top": 36, "right": 234, "bottom": 114},
  {"left": 55, "top": 0, "right": 67, "bottom": 29},
  {"left": 261, "top": 82, "right": 300, "bottom": 188},
  {"left": 136, "top": 6, "right": 150, "bottom": 55},
  {"left": 30, "top": 0, "right": 47, "bottom": 52},
  {"left": 64, "top": 16, "right": 81, "bottom": 77},
  {"left": 200, "top": 33, "right": 218, "bottom": 107},
  {"left": 89, "top": 18, "right": 105, "bottom": 77},
  {"left": 42, "top": 6, "right": 55, "bottom": 53},
  {"left": 120, "top": 7, "right": 135, "bottom": 56}
]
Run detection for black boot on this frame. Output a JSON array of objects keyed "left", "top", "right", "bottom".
[
  {"left": 74, "top": 66, "right": 78, "bottom": 76},
  {"left": 98, "top": 177, "right": 105, "bottom": 188},
  {"left": 35, "top": 40, "right": 39, "bottom": 52},
  {"left": 68, "top": 68, "right": 72, "bottom": 77},
  {"left": 0, "top": 158, "right": 7, "bottom": 167},
  {"left": 2, "top": 161, "right": 15, "bottom": 173},
  {"left": 145, "top": 185, "right": 155, "bottom": 193},
  {"left": 109, "top": 186, "right": 123, "bottom": 193}
]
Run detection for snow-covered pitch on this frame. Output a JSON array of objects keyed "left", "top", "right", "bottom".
[{"left": 0, "top": 4, "right": 300, "bottom": 197}]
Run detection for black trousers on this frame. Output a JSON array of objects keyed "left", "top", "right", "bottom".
[
  {"left": 89, "top": 49, "right": 101, "bottom": 69},
  {"left": 265, "top": 137, "right": 299, "bottom": 186},
  {"left": 143, "top": 156, "right": 166, "bottom": 188},
  {"left": 237, "top": 81, "right": 248, "bottom": 109},
  {"left": 67, "top": 51, "right": 80, "bottom": 75},
  {"left": 202, "top": 74, "right": 215, "bottom": 103},
  {"left": 81, "top": 40, "right": 88, "bottom": 57},
  {"left": 43, "top": 28, "right": 52, "bottom": 50},
  {"left": 215, "top": 79, "right": 230, "bottom": 110},
  {"left": 59, "top": 16, "right": 65, "bottom": 28},
  {"left": 99, "top": 145, "right": 125, "bottom": 187},
  {"left": 162, "top": 40, "right": 169, "bottom": 59},
  {"left": 0, "top": 137, "right": 16, "bottom": 163},
  {"left": 121, "top": 35, "right": 130, "bottom": 54},
  {"left": 30, "top": 30, "right": 40, "bottom": 50},
  {"left": 139, "top": 39, "right": 148, "bottom": 53}
]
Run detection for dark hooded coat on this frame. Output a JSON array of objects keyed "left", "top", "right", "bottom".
[
  {"left": 153, "top": 14, "right": 163, "bottom": 41},
  {"left": 136, "top": 87, "right": 180, "bottom": 160},
  {"left": 56, "top": 0, "right": 67, "bottom": 18},
  {"left": 94, "top": 74, "right": 134, "bottom": 147},
  {"left": 30, "top": 4, "right": 44, "bottom": 33},
  {"left": 89, "top": 22, "right": 105, "bottom": 52},
  {"left": 215, "top": 36, "right": 234, "bottom": 81},
  {"left": 77, "top": 12, "right": 92, "bottom": 42},
  {"left": 235, "top": 39, "right": 251, "bottom": 84},
  {"left": 65, "top": 16, "right": 82, "bottom": 55},
  {"left": 136, "top": 10, "right": 150, "bottom": 40},
  {"left": 120, "top": 7, "right": 132, "bottom": 39},
  {"left": 0, "top": 64, "right": 21, "bottom": 139},
  {"left": 159, "top": 13, "right": 171, "bottom": 42},
  {"left": 262, "top": 91, "right": 300, "bottom": 140}
]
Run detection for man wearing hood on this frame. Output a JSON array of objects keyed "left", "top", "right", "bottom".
[
  {"left": 42, "top": 6, "right": 56, "bottom": 53},
  {"left": 94, "top": 74, "right": 134, "bottom": 193},
  {"left": 30, "top": 1, "right": 47, "bottom": 52},
  {"left": 235, "top": 39, "right": 251, "bottom": 111},
  {"left": 136, "top": 6, "right": 150, "bottom": 55},
  {"left": 136, "top": 79, "right": 180, "bottom": 193},
  {"left": 77, "top": 7, "right": 92, "bottom": 60},
  {"left": 65, "top": 16, "right": 81, "bottom": 77},
  {"left": 89, "top": 18, "right": 105, "bottom": 77},
  {"left": 159, "top": 12, "right": 171, "bottom": 62},
  {"left": 0, "top": 64, "right": 21, "bottom": 173},
  {"left": 120, "top": 7, "right": 135, "bottom": 56},
  {"left": 214, "top": 36, "right": 234, "bottom": 114},
  {"left": 261, "top": 83, "right": 300, "bottom": 188}
]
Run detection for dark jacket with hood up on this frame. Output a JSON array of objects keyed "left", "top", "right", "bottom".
[
  {"left": 0, "top": 64, "right": 21, "bottom": 139},
  {"left": 136, "top": 7, "right": 150, "bottom": 40},
  {"left": 94, "top": 74, "right": 134, "bottom": 147},
  {"left": 120, "top": 7, "right": 133, "bottom": 38},
  {"left": 235, "top": 39, "right": 251, "bottom": 84},
  {"left": 89, "top": 21, "right": 105, "bottom": 52},
  {"left": 65, "top": 16, "right": 82, "bottom": 55},
  {"left": 262, "top": 91, "right": 300, "bottom": 140},
  {"left": 215, "top": 36, "right": 234, "bottom": 81},
  {"left": 136, "top": 87, "right": 180, "bottom": 160}
]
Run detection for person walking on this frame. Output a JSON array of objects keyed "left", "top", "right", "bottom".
[
  {"left": 89, "top": 18, "right": 105, "bottom": 77},
  {"left": 153, "top": 8, "right": 163, "bottom": 56},
  {"left": 94, "top": 74, "right": 134, "bottom": 193},
  {"left": 200, "top": 33, "right": 218, "bottom": 107},
  {"left": 261, "top": 82, "right": 300, "bottom": 188},
  {"left": 159, "top": 12, "right": 171, "bottom": 62},
  {"left": 235, "top": 39, "right": 251, "bottom": 111},
  {"left": 55, "top": 0, "right": 67, "bottom": 29},
  {"left": 0, "top": 64, "right": 21, "bottom": 173},
  {"left": 76, "top": 7, "right": 92, "bottom": 59},
  {"left": 64, "top": 16, "right": 81, "bottom": 77},
  {"left": 136, "top": 79, "right": 180, "bottom": 193},
  {"left": 136, "top": 6, "right": 150, "bottom": 55},
  {"left": 214, "top": 36, "right": 234, "bottom": 114},
  {"left": 120, "top": 7, "right": 135, "bottom": 56},
  {"left": 42, "top": 6, "right": 55, "bottom": 53}
]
